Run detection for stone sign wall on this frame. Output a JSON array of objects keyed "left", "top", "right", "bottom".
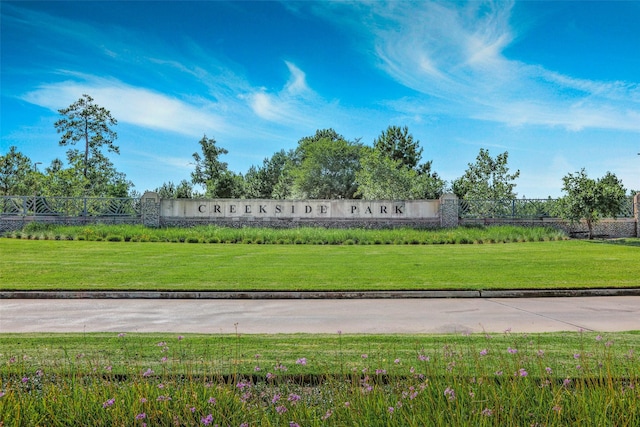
[{"left": 158, "top": 197, "right": 439, "bottom": 220}]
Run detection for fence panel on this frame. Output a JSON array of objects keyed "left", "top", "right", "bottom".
[{"left": 0, "top": 196, "right": 142, "bottom": 217}]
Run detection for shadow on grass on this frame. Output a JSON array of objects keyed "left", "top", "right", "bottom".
[{"left": 590, "top": 238, "right": 640, "bottom": 247}]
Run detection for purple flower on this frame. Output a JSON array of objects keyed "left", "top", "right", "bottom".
[
  {"left": 135, "top": 413, "right": 146, "bottom": 420},
  {"left": 296, "top": 357, "right": 307, "bottom": 365},
  {"left": 271, "top": 394, "right": 281, "bottom": 404},
  {"left": 201, "top": 414, "right": 213, "bottom": 425},
  {"left": 322, "top": 409, "right": 333, "bottom": 420},
  {"left": 376, "top": 369, "right": 387, "bottom": 375},
  {"left": 388, "top": 406, "right": 395, "bottom": 414},
  {"left": 507, "top": 347, "right": 518, "bottom": 354},
  {"left": 208, "top": 397, "right": 216, "bottom": 405},
  {"left": 289, "top": 423, "right": 300, "bottom": 427},
  {"left": 563, "top": 378, "right": 572, "bottom": 387},
  {"left": 361, "top": 354, "right": 368, "bottom": 359},
  {"left": 236, "top": 380, "right": 251, "bottom": 389},
  {"left": 394, "top": 358, "right": 401, "bottom": 364},
  {"left": 142, "top": 368, "right": 154, "bottom": 377},
  {"left": 140, "top": 398, "right": 147, "bottom": 403},
  {"left": 418, "top": 354, "right": 430, "bottom": 362},
  {"left": 288, "top": 393, "right": 301, "bottom": 403},
  {"left": 117, "top": 333, "right": 126, "bottom": 338},
  {"left": 21, "top": 377, "right": 29, "bottom": 383},
  {"left": 102, "top": 398, "right": 115, "bottom": 408},
  {"left": 276, "top": 405, "right": 287, "bottom": 414},
  {"left": 481, "top": 408, "right": 493, "bottom": 417},
  {"left": 518, "top": 368, "right": 528, "bottom": 377},
  {"left": 479, "top": 349, "right": 488, "bottom": 356},
  {"left": 573, "top": 353, "right": 581, "bottom": 359},
  {"left": 444, "top": 387, "right": 456, "bottom": 400},
  {"left": 545, "top": 367, "right": 553, "bottom": 374},
  {"left": 177, "top": 335, "right": 184, "bottom": 341}
]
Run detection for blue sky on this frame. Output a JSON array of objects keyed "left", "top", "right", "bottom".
[{"left": 2, "top": 1, "right": 639, "bottom": 197}]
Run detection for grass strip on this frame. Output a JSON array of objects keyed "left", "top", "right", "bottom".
[
  {"left": 1, "top": 332, "right": 639, "bottom": 426},
  {"left": 1, "top": 238, "right": 638, "bottom": 291}
]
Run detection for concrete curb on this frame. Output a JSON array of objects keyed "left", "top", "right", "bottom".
[{"left": 2, "top": 288, "right": 640, "bottom": 299}]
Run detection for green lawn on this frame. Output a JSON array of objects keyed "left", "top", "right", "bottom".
[{"left": 1, "top": 239, "right": 638, "bottom": 291}]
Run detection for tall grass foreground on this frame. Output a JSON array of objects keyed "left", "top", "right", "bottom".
[{"left": 1, "top": 331, "right": 638, "bottom": 426}]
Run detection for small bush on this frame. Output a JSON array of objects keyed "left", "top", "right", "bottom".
[
  {"left": 106, "top": 235, "right": 123, "bottom": 242},
  {"left": 186, "top": 237, "right": 200, "bottom": 243}
]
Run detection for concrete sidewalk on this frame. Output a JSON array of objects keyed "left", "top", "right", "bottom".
[
  {"left": 1, "top": 296, "right": 639, "bottom": 334},
  {"left": 2, "top": 288, "right": 640, "bottom": 299}
]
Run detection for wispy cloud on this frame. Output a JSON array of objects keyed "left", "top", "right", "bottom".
[
  {"left": 22, "top": 75, "right": 227, "bottom": 137},
  {"left": 244, "top": 60, "right": 321, "bottom": 127},
  {"left": 328, "top": 1, "right": 640, "bottom": 133}
]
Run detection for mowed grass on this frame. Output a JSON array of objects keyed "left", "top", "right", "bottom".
[{"left": 1, "top": 238, "right": 638, "bottom": 291}]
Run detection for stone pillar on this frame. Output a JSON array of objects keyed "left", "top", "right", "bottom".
[
  {"left": 141, "top": 191, "right": 160, "bottom": 228},
  {"left": 439, "top": 193, "right": 459, "bottom": 228},
  {"left": 635, "top": 193, "right": 640, "bottom": 237}
]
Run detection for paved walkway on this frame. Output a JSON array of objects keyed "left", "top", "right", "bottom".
[{"left": 2, "top": 296, "right": 639, "bottom": 334}]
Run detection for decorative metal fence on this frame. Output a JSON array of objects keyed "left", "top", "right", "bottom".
[
  {"left": 458, "top": 197, "right": 635, "bottom": 219},
  {"left": 0, "top": 196, "right": 142, "bottom": 217}
]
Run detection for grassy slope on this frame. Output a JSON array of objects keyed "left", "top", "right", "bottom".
[{"left": 1, "top": 239, "right": 638, "bottom": 291}]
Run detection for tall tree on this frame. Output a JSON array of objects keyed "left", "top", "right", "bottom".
[
  {"left": 373, "top": 125, "right": 423, "bottom": 170},
  {"left": 555, "top": 169, "right": 627, "bottom": 239},
  {"left": 356, "top": 148, "right": 427, "bottom": 200},
  {"left": 155, "top": 180, "right": 195, "bottom": 199},
  {"left": 361, "top": 125, "right": 443, "bottom": 199},
  {"left": 190, "top": 135, "right": 243, "bottom": 198},
  {"left": 452, "top": 148, "right": 520, "bottom": 200},
  {"left": 55, "top": 94, "right": 119, "bottom": 181},
  {"left": 244, "top": 150, "right": 292, "bottom": 198},
  {"left": 0, "top": 146, "right": 35, "bottom": 196},
  {"left": 290, "top": 130, "right": 364, "bottom": 199}
]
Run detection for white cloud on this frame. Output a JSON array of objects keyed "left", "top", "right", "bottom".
[
  {"left": 244, "top": 61, "right": 320, "bottom": 128},
  {"left": 21, "top": 76, "right": 226, "bottom": 137}
]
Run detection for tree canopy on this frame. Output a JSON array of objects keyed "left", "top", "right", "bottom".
[
  {"left": 554, "top": 169, "right": 627, "bottom": 239},
  {"left": 452, "top": 148, "right": 520, "bottom": 200},
  {"left": 0, "top": 146, "right": 36, "bottom": 196}
]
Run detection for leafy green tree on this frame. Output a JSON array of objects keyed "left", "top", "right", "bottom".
[
  {"left": 356, "top": 149, "right": 443, "bottom": 199},
  {"left": 214, "top": 170, "right": 245, "bottom": 198},
  {"left": 0, "top": 146, "right": 36, "bottom": 196},
  {"left": 39, "top": 158, "right": 89, "bottom": 197},
  {"left": 358, "top": 126, "right": 443, "bottom": 199},
  {"left": 191, "top": 135, "right": 229, "bottom": 198},
  {"left": 155, "top": 180, "right": 195, "bottom": 199},
  {"left": 244, "top": 150, "right": 292, "bottom": 198},
  {"left": 53, "top": 94, "right": 131, "bottom": 196},
  {"left": 555, "top": 169, "right": 627, "bottom": 239},
  {"left": 452, "top": 148, "right": 520, "bottom": 200},
  {"left": 290, "top": 129, "right": 364, "bottom": 199},
  {"left": 55, "top": 94, "right": 119, "bottom": 181},
  {"left": 373, "top": 125, "right": 423, "bottom": 170}
]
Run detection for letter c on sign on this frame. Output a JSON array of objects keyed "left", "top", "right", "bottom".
[{"left": 198, "top": 205, "right": 206, "bottom": 213}]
